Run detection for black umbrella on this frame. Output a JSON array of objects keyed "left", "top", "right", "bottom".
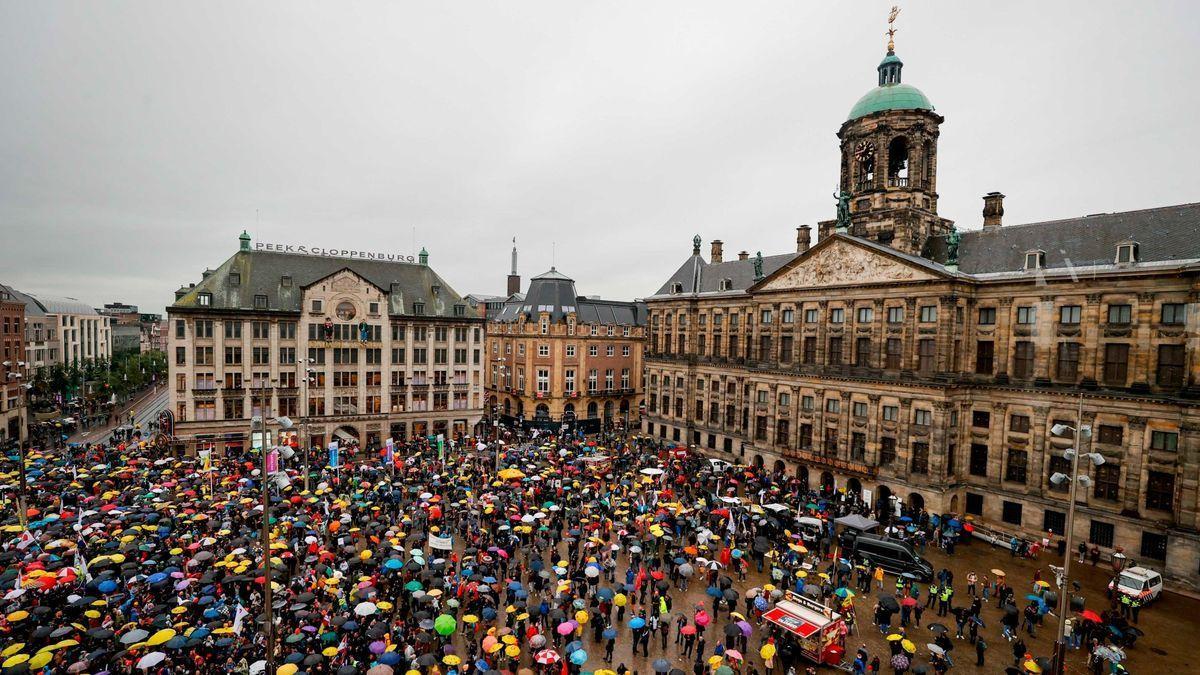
[
  {"left": 927, "top": 623, "right": 948, "bottom": 634},
  {"left": 653, "top": 659, "right": 671, "bottom": 673}
]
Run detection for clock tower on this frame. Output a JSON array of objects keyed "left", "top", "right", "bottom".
[{"left": 819, "top": 16, "right": 954, "bottom": 257}]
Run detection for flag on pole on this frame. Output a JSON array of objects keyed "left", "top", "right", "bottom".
[
  {"left": 232, "top": 603, "right": 250, "bottom": 635},
  {"left": 266, "top": 449, "right": 279, "bottom": 475},
  {"left": 384, "top": 438, "right": 395, "bottom": 466},
  {"left": 328, "top": 441, "right": 339, "bottom": 469}
]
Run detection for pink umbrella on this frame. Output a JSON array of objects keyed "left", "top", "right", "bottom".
[
  {"left": 694, "top": 610, "right": 711, "bottom": 627},
  {"left": 556, "top": 621, "right": 577, "bottom": 636},
  {"left": 726, "top": 650, "right": 744, "bottom": 661}
]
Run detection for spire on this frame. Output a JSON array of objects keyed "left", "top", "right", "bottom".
[
  {"left": 879, "top": 5, "right": 903, "bottom": 86},
  {"left": 418, "top": 247, "right": 429, "bottom": 266},
  {"left": 692, "top": 234, "right": 702, "bottom": 256},
  {"left": 239, "top": 230, "right": 251, "bottom": 251},
  {"left": 510, "top": 236, "right": 518, "bottom": 275}
]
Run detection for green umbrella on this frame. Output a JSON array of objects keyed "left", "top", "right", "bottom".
[
  {"left": 404, "top": 580, "right": 423, "bottom": 592},
  {"left": 434, "top": 614, "right": 456, "bottom": 636}
]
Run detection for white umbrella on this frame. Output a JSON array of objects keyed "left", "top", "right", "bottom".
[
  {"left": 137, "top": 652, "right": 166, "bottom": 670},
  {"left": 249, "top": 660, "right": 267, "bottom": 675},
  {"left": 639, "top": 468, "right": 664, "bottom": 476},
  {"left": 354, "top": 601, "right": 378, "bottom": 616}
]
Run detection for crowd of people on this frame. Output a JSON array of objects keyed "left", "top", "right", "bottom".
[{"left": 0, "top": 427, "right": 1145, "bottom": 674}]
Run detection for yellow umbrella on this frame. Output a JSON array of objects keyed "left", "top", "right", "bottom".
[
  {"left": 5, "top": 611, "right": 28, "bottom": 623},
  {"left": 759, "top": 644, "right": 776, "bottom": 660},
  {"left": 885, "top": 634, "right": 903, "bottom": 641},
  {"left": 1024, "top": 660, "right": 1042, "bottom": 673},
  {"left": 2, "top": 644, "right": 25, "bottom": 657},
  {"left": 708, "top": 655, "right": 724, "bottom": 667},
  {"left": 277, "top": 665, "right": 299, "bottom": 675},
  {"left": 2, "top": 655, "right": 29, "bottom": 668},
  {"left": 505, "top": 645, "right": 520, "bottom": 658},
  {"left": 463, "top": 615, "right": 480, "bottom": 624},
  {"left": 323, "top": 646, "right": 339, "bottom": 657},
  {"left": 901, "top": 639, "right": 915, "bottom": 654},
  {"left": 28, "top": 653, "right": 52, "bottom": 669},
  {"left": 148, "top": 629, "right": 176, "bottom": 646},
  {"left": 444, "top": 655, "right": 462, "bottom": 666}
]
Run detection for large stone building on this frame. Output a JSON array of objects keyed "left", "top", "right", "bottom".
[
  {"left": 644, "top": 39, "right": 1200, "bottom": 584},
  {"left": 485, "top": 267, "right": 646, "bottom": 434},
  {"left": 2, "top": 290, "right": 112, "bottom": 371},
  {"left": 0, "top": 285, "right": 27, "bottom": 446},
  {"left": 168, "top": 232, "right": 485, "bottom": 454}
]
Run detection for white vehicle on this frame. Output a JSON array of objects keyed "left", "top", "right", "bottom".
[
  {"left": 1108, "top": 566, "right": 1163, "bottom": 603},
  {"left": 708, "top": 458, "right": 734, "bottom": 473}
]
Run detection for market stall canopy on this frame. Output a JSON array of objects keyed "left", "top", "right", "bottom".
[{"left": 833, "top": 514, "right": 879, "bottom": 531}]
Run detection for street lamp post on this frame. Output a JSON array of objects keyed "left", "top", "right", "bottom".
[
  {"left": 252, "top": 379, "right": 277, "bottom": 675},
  {"left": 1049, "top": 394, "right": 1104, "bottom": 675}
]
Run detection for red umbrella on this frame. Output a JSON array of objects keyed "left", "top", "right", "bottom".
[
  {"left": 1079, "top": 610, "right": 1102, "bottom": 623},
  {"left": 901, "top": 597, "right": 917, "bottom": 607}
]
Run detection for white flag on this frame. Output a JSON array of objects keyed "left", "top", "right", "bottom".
[{"left": 233, "top": 603, "right": 250, "bottom": 635}]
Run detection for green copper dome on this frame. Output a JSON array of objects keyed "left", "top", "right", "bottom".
[
  {"left": 846, "top": 50, "right": 934, "bottom": 121},
  {"left": 847, "top": 83, "right": 934, "bottom": 121}
]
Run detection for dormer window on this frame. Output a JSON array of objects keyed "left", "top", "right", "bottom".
[
  {"left": 229, "top": 272, "right": 241, "bottom": 286},
  {"left": 253, "top": 294, "right": 268, "bottom": 309},
  {"left": 281, "top": 275, "right": 292, "bottom": 288},
  {"left": 198, "top": 292, "right": 212, "bottom": 307},
  {"left": 1116, "top": 241, "right": 1139, "bottom": 265},
  {"left": 670, "top": 282, "right": 683, "bottom": 294},
  {"left": 1024, "top": 250, "right": 1045, "bottom": 270},
  {"left": 718, "top": 278, "right": 733, "bottom": 291},
  {"left": 413, "top": 302, "right": 425, "bottom": 316}
]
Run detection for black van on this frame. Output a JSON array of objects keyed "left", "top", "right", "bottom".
[{"left": 849, "top": 534, "right": 934, "bottom": 581}]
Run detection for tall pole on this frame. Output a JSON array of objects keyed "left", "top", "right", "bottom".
[
  {"left": 1051, "top": 392, "right": 1085, "bottom": 675},
  {"left": 15, "top": 440, "right": 28, "bottom": 529},
  {"left": 301, "top": 369, "right": 310, "bottom": 493},
  {"left": 258, "top": 382, "right": 275, "bottom": 675}
]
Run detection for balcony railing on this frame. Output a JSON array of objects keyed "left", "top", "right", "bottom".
[{"left": 887, "top": 176, "right": 909, "bottom": 188}]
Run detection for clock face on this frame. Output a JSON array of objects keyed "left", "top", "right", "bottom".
[{"left": 854, "top": 140, "right": 875, "bottom": 163}]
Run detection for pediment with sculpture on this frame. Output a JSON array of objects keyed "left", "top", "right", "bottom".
[{"left": 755, "top": 237, "right": 941, "bottom": 291}]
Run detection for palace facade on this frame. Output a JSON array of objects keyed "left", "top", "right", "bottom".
[
  {"left": 643, "top": 42, "right": 1200, "bottom": 585},
  {"left": 168, "top": 233, "right": 485, "bottom": 453}
]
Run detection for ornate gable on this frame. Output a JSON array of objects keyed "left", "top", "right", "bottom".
[{"left": 756, "top": 237, "right": 940, "bottom": 291}]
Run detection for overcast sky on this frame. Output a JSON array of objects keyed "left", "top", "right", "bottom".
[{"left": 2, "top": 1, "right": 1198, "bottom": 315}]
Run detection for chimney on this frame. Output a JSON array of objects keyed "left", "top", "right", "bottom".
[
  {"left": 710, "top": 240, "right": 724, "bottom": 264},
  {"left": 737, "top": 251, "right": 749, "bottom": 261},
  {"left": 982, "top": 192, "right": 1005, "bottom": 230},
  {"left": 796, "top": 225, "right": 812, "bottom": 252}
]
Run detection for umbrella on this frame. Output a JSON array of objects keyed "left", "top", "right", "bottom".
[
  {"left": 653, "top": 659, "right": 671, "bottom": 672},
  {"left": 136, "top": 652, "right": 167, "bottom": 670},
  {"left": 928, "top": 623, "right": 948, "bottom": 634},
  {"left": 926, "top": 644, "right": 944, "bottom": 656},
  {"left": 535, "top": 650, "right": 561, "bottom": 665}
]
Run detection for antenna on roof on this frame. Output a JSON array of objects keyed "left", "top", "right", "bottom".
[{"left": 552, "top": 241, "right": 556, "bottom": 269}]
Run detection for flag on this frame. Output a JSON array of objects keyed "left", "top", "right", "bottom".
[
  {"left": 328, "top": 441, "right": 339, "bottom": 469},
  {"left": 232, "top": 603, "right": 250, "bottom": 635},
  {"left": 266, "top": 449, "right": 279, "bottom": 475},
  {"left": 384, "top": 438, "right": 395, "bottom": 466}
]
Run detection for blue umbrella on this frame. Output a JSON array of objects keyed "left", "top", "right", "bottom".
[
  {"left": 189, "top": 628, "right": 211, "bottom": 640},
  {"left": 380, "top": 652, "right": 402, "bottom": 665},
  {"left": 475, "top": 660, "right": 491, "bottom": 671},
  {"left": 570, "top": 650, "right": 588, "bottom": 665},
  {"left": 98, "top": 580, "right": 118, "bottom": 594},
  {"left": 482, "top": 607, "right": 497, "bottom": 621},
  {"left": 602, "top": 628, "right": 617, "bottom": 640},
  {"left": 507, "top": 581, "right": 523, "bottom": 591},
  {"left": 629, "top": 617, "right": 646, "bottom": 629},
  {"left": 483, "top": 577, "right": 498, "bottom": 584},
  {"left": 384, "top": 558, "right": 403, "bottom": 571},
  {"left": 147, "top": 572, "right": 168, "bottom": 584},
  {"left": 706, "top": 586, "right": 722, "bottom": 598},
  {"left": 597, "top": 588, "right": 615, "bottom": 600},
  {"left": 565, "top": 640, "right": 583, "bottom": 655}
]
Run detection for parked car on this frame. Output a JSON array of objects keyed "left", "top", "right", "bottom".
[
  {"left": 1108, "top": 566, "right": 1163, "bottom": 603},
  {"left": 847, "top": 533, "right": 934, "bottom": 581}
]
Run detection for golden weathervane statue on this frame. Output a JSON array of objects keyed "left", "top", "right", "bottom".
[{"left": 887, "top": 5, "right": 900, "bottom": 52}]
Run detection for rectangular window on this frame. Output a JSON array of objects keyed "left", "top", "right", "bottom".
[
  {"left": 1150, "top": 430, "right": 1178, "bottom": 452},
  {"left": 1098, "top": 425, "right": 1123, "bottom": 445},
  {"left": 875, "top": 405, "right": 896, "bottom": 423},
  {"left": 1059, "top": 305, "right": 1081, "bottom": 325},
  {"left": 760, "top": 309, "right": 772, "bottom": 324},
  {"left": 1057, "top": 342, "right": 1080, "bottom": 380},
  {"left": 965, "top": 492, "right": 984, "bottom": 516},
  {"left": 918, "top": 339, "right": 936, "bottom": 373},
  {"left": 828, "top": 337, "right": 842, "bottom": 365},
  {"left": 1016, "top": 306, "right": 1036, "bottom": 324},
  {"left": 175, "top": 319, "right": 185, "bottom": 338},
  {"left": 224, "top": 346, "right": 242, "bottom": 365},
  {"left": 1005, "top": 449, "right": 1028, "bottom": 484},
  {"left": 802, "top": 337, "right": 816, "bottom": 364},
  {"left": 1107, "top": 304, "right": 1132, "bottom": 324},
  {"left": 1147, "top": 470, "right": 1176, "bottom": 506},
  {"left": 972, "top": 410, "right": 990, "bottom": 428},
  {"left": 1157, "top": 344, "right": 1185, "bottom": 388},
  {"left": 830, "top": 308, "right": 844, "bottom": 324},
  {"left": 825, "top": 398, "right": 840, "bottom": 413},
  {"left": 823, "top": 427, "right": 838, "bottom": 455},
  {"left": 885, "top": 338, "right": 902, "bottom": 369},
  {"left": 780, "top": 335, "right": 794, "bottom": 363},
  {"left": 224, "top": 321, "right": 242, "bottom": 339},
  {"left": 977, "top": 307, "right": 996, "bottom": 325},
  {"left": 1043, "top": 510, "right": 1066, "bottom": 537},
  {"left": 1009, "top": 414, "right": 1030, "bottom": 433},
  {"left": 1013, "top": 341, "right": 1035, "bottom": 378},
  {"left": 1089, "top": 520, "right": 1115, "bottom": 548},
  {"left": 799, "top": 424, "right": 813, "bottom": 450},
  {"left": 1047, "top": 455, "right": 1071, "bottom": 492},
  {"left": 857, "top": 307, "right": 873, "bottom": 323},
  {"left": 969, "top": 443, "right": 989, "bottom": 476},
  {"left": 887, "top": 306, "right": 903, "bottom": 324},
  {"left": 855, "top": 337, "right": 871, "bottom": 367},
  {"left": 804, "top": 308, "right": 818, "bottom": 323},
  {"left": 1094, "top": 464, "right": 1120, "bottom": 501},
  {"left": 919, "top": 306, "right": 937, "bottom": 323},
  {"left": 801, "top": 395, "right": 814, "bottom": 412},
  {"left": 782, "top": 309, "right": 794, "bottom": 323},
  {"left": 911, "top": 442, "right": 929, "bottom": 474},
  {"left": 853, "top": 401, "right": 868, "bottom": 417},
  {"left": 1161, "top": 303, "right": 1187, "bottom": 325},
  {"left": 1001, "top": 501, "right": 1023, "bottom": 526},
  {"left": 536, "top": 369, "right": 550, "bottom": 394},
  {"left": 913, "top": 409, "right": 931, "bottom": 426},
  {"left": 1140, "top": 532, "right": 1168, "bottom": 561},
  {"left": 975, "top": 340, "right": 994, "bottom": 374},
  {"left": 1103, "top": 343, "right": 1129, "bottom": 385},
  {"left": 879, "top": 437, "right": 896, "bottom": 465}
]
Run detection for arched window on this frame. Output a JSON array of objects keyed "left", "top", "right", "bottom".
[
  {"left": 587, "top": 401, "right": 598, "bottom": 418},
  {"left": 887, "top": 136, "right": 909, "bottom": 186}
]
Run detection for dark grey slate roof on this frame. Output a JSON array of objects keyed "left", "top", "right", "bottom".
[
  {"left": 172, "top": 249, "right": 470, "bottom": 318},
  {"left": 652, "top": 253, "right": 799, "bottom": 297},
  {"left": 928, "top": 202, "right": 1200, "bottom": 275},
  {"left": 493, "top": 268, "right": 645, "bottom": 325}
]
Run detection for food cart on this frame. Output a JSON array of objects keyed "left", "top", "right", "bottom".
[
  {"left": 579, "top": 454, "right": 612, "bottom": 477},
  {"left": 763, "top": 591, "right": 847, "bottom": 667}
]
